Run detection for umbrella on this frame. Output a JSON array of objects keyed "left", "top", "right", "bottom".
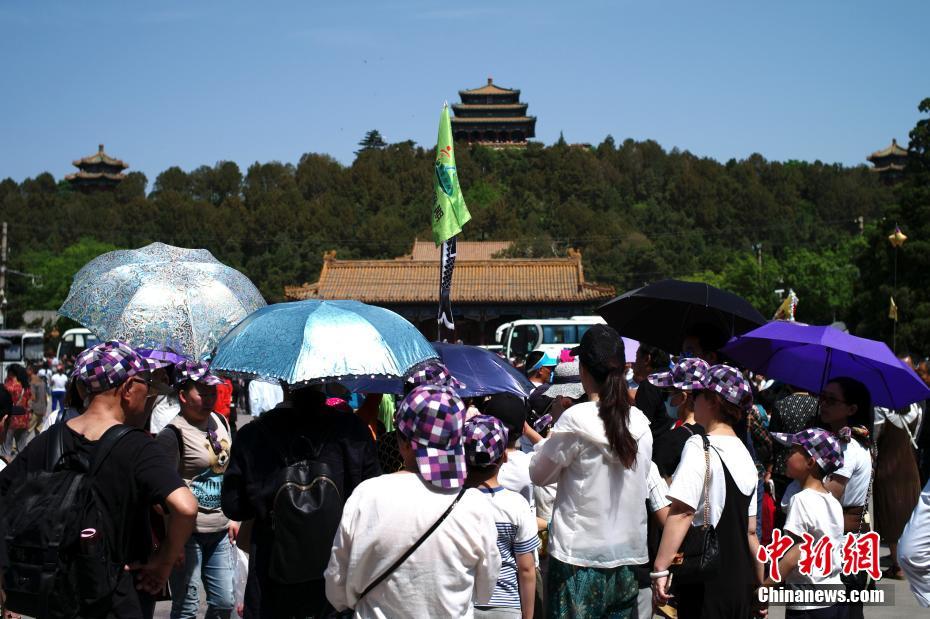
[
  {"left": 720, "top": 321, "right": 930, "bottom": 409},
  {"left": 597, "top": 279, "right": 767, "bottom": 353},
  {"left": 210, "top": 300, "right": 438, "bottom": 387},
  {"left": 432, "top": 342, "right": 535, "bottom": 399},
  {"left": 59, "top": 242, "right": 265, "bottom": 360}
]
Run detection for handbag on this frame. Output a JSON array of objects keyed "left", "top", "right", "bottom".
[{"left": 670, "top": 434, "right": 720, "bottom": 583}]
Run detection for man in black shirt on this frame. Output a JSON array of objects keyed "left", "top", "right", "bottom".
[
  {"left": 632, "top": 344, "right": 671, "bottom": 440},
  {"left": 0, "top": 341, "right": 197, "bottom": 618},
  {"left": 222, "top": 386, "right": 381, "bottom": 619}
]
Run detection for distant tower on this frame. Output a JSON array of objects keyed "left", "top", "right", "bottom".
[
  {"left": 451, "top": 77, "right": 536, "bottom": 147},
  {"left": 66, "top": 144, "right": 128, "bottom": 192},
  {"left": 867, "top": 138, "right": 908, "bottom": 185}
]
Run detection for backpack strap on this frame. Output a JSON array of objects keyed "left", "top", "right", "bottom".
[
  {"left": 44, "top": 421, "right": 67, "bottom": 471},
  {"left": 166, "top": 424, "right": 185, "bottom": 474},
  {"left": 90, "top": 425, "right": 139, "bottom": 476},
  {"left": 212, "top": 412, "right": 231, "bottom": 436}
]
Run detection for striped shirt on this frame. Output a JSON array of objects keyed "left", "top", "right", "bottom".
[{"left": 476, "top": 486, "right": 540, "bottom": 610}]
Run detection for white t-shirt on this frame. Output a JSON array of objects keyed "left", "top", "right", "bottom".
[
  {"left": 668, "top": 434, "right": 757, "bottom": 527},
  {"left": 476, "top": 486, "right": 540, "bottom": 610},
  {"left": 830, "top": 438, "right": 871, "bottom": 507},
  {"left": 898, "top": 478, "right": 930, "bottom": 608},
  {"left": 498, "top": 449, "right": 535, "bottom": 515},
  {"left": 248, "top": 379, "right": 283, "bottom": 416},
  {"left": 647, "top": 461, "right": 671, "bottom": 514},
  {"left": 783, "top": 488, "right": 844, "bottom": 610},
  {"left": 49, "top": 372, "right": 68, "bottom": 392},
  {"left": 530, "top": 401, "right": 652, "bottom": 568},
  {"left": 149, "top": 396, "right": 181, "bottom": 435},
  {"left": 324, "top": 473, "right": 501, "bottom": 618}
]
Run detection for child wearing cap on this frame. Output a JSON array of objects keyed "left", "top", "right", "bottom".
[
  {"left": 762, "top": 429, "right": 845, "bottom": 618},
  {"left": 325, "top": 384, "right": 501, "bottom": 618},
  {"left": 465, "top": 415, "right": 539, "bottom": 619}
]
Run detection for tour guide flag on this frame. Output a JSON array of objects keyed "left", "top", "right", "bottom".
[{"left": 433, "top": 103, "right": 471, "bottom": 332}]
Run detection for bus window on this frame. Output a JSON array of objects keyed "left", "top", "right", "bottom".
[
  {"left": 508, "top": 324, "right": 539, "bottom": 358},
  {"left": 542, "top": 325, "right": 578, "bottom": 345},
  {"left": 23, "top": 337, "right": 44, "bottom": 362},
  {"left": 1, "top": 336, "right": 22, "bottom": 362},
  {"left": 577, "top": 325, "right": 593, "bottom": 340}
]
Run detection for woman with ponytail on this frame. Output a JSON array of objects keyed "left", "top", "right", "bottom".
[{"left": 530, "top": 325, "right": 652, "bottom": 618}]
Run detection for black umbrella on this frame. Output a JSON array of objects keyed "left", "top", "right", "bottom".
[{"left": 596, "top": 279, "right": 767, "bottom": 353}]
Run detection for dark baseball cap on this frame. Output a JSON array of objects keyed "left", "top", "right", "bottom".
[
  {"left": 570, "top": 324, "right": 625, "bottom": 372},
  {"left": 482, "top": 392, "right": 528, "bottom": 441}
]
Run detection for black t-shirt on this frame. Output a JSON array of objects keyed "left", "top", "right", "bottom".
[
  {"left": 635, "top": 379, "right": 671, "bottom": 440},
  {"left": 0, "top": 425, "right": 185, "bottom": 564},
  {"left": 653, "top": 422, "right": 705, "bottom": 478}
]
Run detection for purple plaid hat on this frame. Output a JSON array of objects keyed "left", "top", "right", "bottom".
[
  {"left": 395, "top": 384, "right": 467, "bottom": 489},
  {"left": 72, "top": 341, "right": 151, "bottom": 394},
  {"left": 648, "top": 358, "right": 710, "bottom": 391},
  {"left": 463, "top": 414, "right": 509, "bottom": 468},
  {"left": 405, "top": 362, "right": 466, "bottom": 391},
  {"left": 771, "top": 428, "right": 845, "bottom": 475},
  {"left": 173, "top": 360, "right": 224, "bottom": 389},
  {"left": 135, "top": 348, "right": 187, "bottom": 370},
  {"left": 697, "top": 364, "right": 754, "bottom": 410}
]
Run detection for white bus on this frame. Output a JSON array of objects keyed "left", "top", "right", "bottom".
[
  {"left": 495, "top": 316, "right": 606, "bottom": 362},
  {"left": 56, "top": 328, "right": 99, "bottom": 362},
  {"left": 0, "top": 330, "right": 45, "bottom": 376}
]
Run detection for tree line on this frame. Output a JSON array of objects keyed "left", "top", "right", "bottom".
[{"left": 1, "top": 98, "right": 928, "bottom": 352}]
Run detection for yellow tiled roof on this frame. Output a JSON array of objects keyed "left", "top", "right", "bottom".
[
  {"left": 405, "top": 240, "right": 512, "bottom": 261},
  {"left": 868, "top": 139, "right": 908, "bottom": 161}
]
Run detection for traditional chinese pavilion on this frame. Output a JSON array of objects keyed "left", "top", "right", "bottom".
[
  {"left": 451, "top": 78, "right": 536, "bottom": 147},
  {"left": 66, "top": 144, "right": 128, "bottom": 192},
  {"left": 867, "top": 138, "right": 908, "bottom": 184},
  {"left": 284, "top": 241, "right": 614, "bottom": 344}
]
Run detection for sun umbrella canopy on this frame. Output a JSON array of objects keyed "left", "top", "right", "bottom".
[
  {"left": 210, "top": 300, "right": 438, "bottom": 386},
  {"left": 720, "top": 321, "right": 930, "bottom": 409},
  {"left": 432, "top": 342, "right": 534, "bottom": 399},
  {"left": 59, "top": 242, "right": 266, "bottom": 360},
  {"left": 597, "top": 279, "right": 767, "bottom": 353}
]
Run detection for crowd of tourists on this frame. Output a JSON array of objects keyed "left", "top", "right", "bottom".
[{"left": 0, "top": 321, "right": 927, "bottom": 619}]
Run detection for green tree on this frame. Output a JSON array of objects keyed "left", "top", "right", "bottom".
[{"left": 355, "top": 129, "right": 388, "bottom": 155}]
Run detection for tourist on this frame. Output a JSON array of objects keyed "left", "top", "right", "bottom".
[
  {"left": 2, "top": 364, "right": 33, "bottom": 458},
  {"left": 647, "top": 357, "right": 709, "bottom": 479},
  {"left": 635, "top": 462, "right": 672, "bottom": 619},
  {"left": 873, "top": 403, "right": 921, "bottom": 580},
  {"left": 897, "top": 477, "right": 930, "bottom": 607},
  {"left": 525, "top": 349, "right": 557, "bottom": 386},
  {"left": 325, "top": 384, "right": 501, "bottom": 617},
  {"left": 464, "top": 414, "right": 539, "bottom": 619},
  {"left": 529, "top": 325, "right": 652, "bottom": 618},
  {"left": 652, "top": 364, "right": 761, "bottom": 618},
  {"left": 762, "top": 429, "right": 846, "bottom": 618},
  {"left": 50, "top": 363, "right": 69, "bottom": 413},
  {"left": 222, "top": 384, "right": 380, "bottom": 618},
  {"left": 768, "top": 386, "right": 822, "bottom": 508},
  {"left": 27, "top": 364, "right": 47, "bottom": 435},
  {"left": 155, "top": 361, "right": 235, "bottom": 619},
  {"left": 0, "top": 341, "right": 198, "bottom": 617},
  {"left": 631, "top": 344, "right": 671, "bottom": 440}
]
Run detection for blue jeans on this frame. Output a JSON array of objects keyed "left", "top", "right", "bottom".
[
  {"left": 169, "top": 530, "right": 235, "bottom": 619},
  {"left": 51, "top": 390, "right": 65, "bottom": 413}
]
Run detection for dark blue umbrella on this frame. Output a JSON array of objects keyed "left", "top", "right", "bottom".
[
  {"left": 432, "top": 342, "right": 535, "bottom": 399},
  {"left": 720, "top": 321, "right": 930, "bottom": 408}
]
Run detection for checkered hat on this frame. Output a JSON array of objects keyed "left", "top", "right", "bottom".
[
  {"left": 72, "top": 341, "right": 151, "bottom": 394},
  {"left": 698, "top": 364, "right": 754, "bottom": 410},
  {"left": 395, "top": 384, "right": 467, "bottom": 489},
  {"left": 648, "top": 357, "right": 710, "bottom": 391},
  {"left": 172, "top": 360, "right": 224, "bottom": 389},
  {"left": 404, "top": 362, "right": 465, "bottom": 391},
  {"left": 771, "top": 428, "right": 844, "bottom": 475},
  {"left": 464, "top": 414, "right": 509, "bottom": 468}
]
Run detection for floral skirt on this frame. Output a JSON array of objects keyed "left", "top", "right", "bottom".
[{"left": 546, "top": 557, "right": 638, "bottom": 619}]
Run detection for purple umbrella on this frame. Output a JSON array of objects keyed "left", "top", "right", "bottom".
[
  {"left": 720, "top": 321, "right": 930, "bottom": 408},
  {"left": 432, "top": 342, "right": 534, "bottom": 399},
  {"left": 136, "top": 348, "right": 188, "bottom": 369}
]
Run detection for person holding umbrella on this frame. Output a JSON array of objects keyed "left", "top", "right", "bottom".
[
  {"left": 529, "top": 325, "right": 652, "bottom": 617},
  {"left": 652, "top": 365, "right": 762, "bottom": 618}
]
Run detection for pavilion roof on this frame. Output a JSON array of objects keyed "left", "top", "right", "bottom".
[
  {"left": 72, "top": 144, "right": 129, "bottom": 169},
  {"left": 451, "top": 116, "right": 536, "bottom": 124},
  {"left": 460, "top": 78, "right": 520, "bottom": 97},
  {"left": 867, "top": 139, "right": 908, "bottom": 161},
  {"left": 404, "top": 239, "right": 512, "bottom": 261}
]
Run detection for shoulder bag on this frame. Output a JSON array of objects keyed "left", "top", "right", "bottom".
[{"left": 670, "top": 434, "right": 721, "bottom": 583}]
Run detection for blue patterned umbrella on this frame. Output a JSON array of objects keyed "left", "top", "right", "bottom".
[
  {"left": 210, "top": 300, "right": 438, "bottom": 386},
  {"left": 59, "top": 242, "right": 266, "bottom": 360}
]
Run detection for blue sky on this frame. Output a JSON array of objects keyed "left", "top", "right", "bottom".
[{"left": 1, "top": 1, "right": 928, "bottom": 185}]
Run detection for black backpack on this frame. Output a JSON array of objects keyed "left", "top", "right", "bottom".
[
  {"left": 258, "top": 417, "right": 344, "bottom": 585},
  {"left": 1, "top": 423, "right": 137, "bottom": 619}
]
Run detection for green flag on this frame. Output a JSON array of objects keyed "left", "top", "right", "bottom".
[{"left": 432, "top": 104, "right": 471, "bottom": 245}]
